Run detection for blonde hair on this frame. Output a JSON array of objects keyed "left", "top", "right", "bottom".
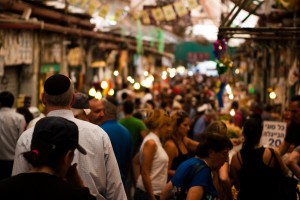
[
  {"left": 205, "top": 120, "right": 227, "bottom": 136},
  {"left": 144, "top": 109, "right": 170, "bottom": 131}
]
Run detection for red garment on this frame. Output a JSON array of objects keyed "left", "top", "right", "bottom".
[{"left": 234, "top": 110, "right": 243, "bottom": 128}]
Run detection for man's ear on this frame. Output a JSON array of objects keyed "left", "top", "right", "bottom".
[
  {"left": 64, "top": 150, "right": 74, "bottom": 165},
  {"left": 70, "top": 94, "right": 75, "bottom": 106},
  {"left": 41, "top": 93, "right": 46, "bottom": 105}
]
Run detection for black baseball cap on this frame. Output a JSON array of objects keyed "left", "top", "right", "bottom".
[{"left": 31, "top": 116, "right": 87, "bottom": 155}]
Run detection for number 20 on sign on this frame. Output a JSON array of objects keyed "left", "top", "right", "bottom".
[{"left": 260, "top": 121, "right": 287, "bottom": 148}]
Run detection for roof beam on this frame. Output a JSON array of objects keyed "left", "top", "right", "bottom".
[{"left": 0, "top": 0, "right": 94, "bottom": 29}]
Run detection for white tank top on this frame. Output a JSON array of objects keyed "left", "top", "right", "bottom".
[{"left": 136, "top": 132, "right": 169, "bottom": 195}]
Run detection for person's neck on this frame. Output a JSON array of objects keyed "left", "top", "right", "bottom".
[
  {"left": 46, "top": 106, "right": 71, "bottom": 115},
  {"left": 124, "top": 113, "right": 132, "bottom": 118},
  {"left": 103, "top": 117, "right": 116, "bottom": 122},
  {"left": 151, "top": 130, "right": 160, "bottom": 137},
  {"left": 197, "top": 156, "right": 212, "bottom": 168},
  {"left": 31, "top": 166, "right": 61, "bottom": 177},
  {"left": 172, "top": 134, "right": 184, "bottom": 144}
]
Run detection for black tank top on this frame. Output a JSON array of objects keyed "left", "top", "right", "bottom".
[
  {"left": 237, "top": 147, "right": 282, "bottom": 200},
  {"left": 170, "top": 140, "right": 191, "bottom": 170}
]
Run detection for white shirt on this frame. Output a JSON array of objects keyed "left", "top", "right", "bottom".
[
  {"left": 12, "top": 110, "right": 126, "bottom": 200},
  {"left": 141, "top": 93, "right": 153, "bottom": 107},
  {"left": 116, "top": 89, "right": 134, "bottom": 104},
  {"left": 26, "top": 113, "right": 45, "bottom": 130},
  {"left": 0, "top": 107, "right": 26, "bottom": 160},
  {"left": 137, "top": 132, "right": 169, "bottom": 196}
]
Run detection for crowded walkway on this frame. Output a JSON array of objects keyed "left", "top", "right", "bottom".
[{"left": 0, "top": 73, "right": 300, "bottom": 200}]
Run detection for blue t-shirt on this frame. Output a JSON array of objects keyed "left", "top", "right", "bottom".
[
  {"left": 193, "top": 115, "right": 206, "bottom": 141},
  {"left": 100, "top": 120, "right": 132, "bottom": 182},
  {"left": 171, "top": 157, "right": 218, "bottom": 199}
]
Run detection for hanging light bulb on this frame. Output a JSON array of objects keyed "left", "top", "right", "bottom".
[
  {"left": 101, "top": 80, "right": 108, "bottom": 89},
  {"left": 113, "top": 70, "right": 119, "bottom": 76},
  {"left": 89, "top": 87, "right": 96, "bottom": 96},
  {"left": 230, "top": 109, "right": 235, "bottom": 116},
  {"left": 269, "top": 91, "right": 276, "bottom": 99},
  {"left": 108, "top": 88, "right": 114, "bottom": 96},
  {"left": 95, "top": 91, "right": 102, "bottom": 100},
  {"left": 133, "top": 82, "right": 141, "bottom": 90}
]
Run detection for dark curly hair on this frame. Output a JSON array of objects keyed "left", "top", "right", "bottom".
[{"left": 196, "top": 132, "right": 233, "bottom": 158}]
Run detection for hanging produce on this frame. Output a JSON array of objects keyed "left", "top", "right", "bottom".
[{"left": 213, "top": 39, "right": 233, "bottom": 75}]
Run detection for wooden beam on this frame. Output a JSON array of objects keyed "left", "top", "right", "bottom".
[
  {"left": 0, "top": 16, "right": 174, "bottom": 58},
  {"left": 0, "top": 0, "right": 94, "bottom": 29}
]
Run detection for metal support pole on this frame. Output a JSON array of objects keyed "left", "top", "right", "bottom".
[
  {"left": 239, "top": 1, "right": 264, "bottom": 25},
  {"left": 225, "top": 0, "right": 255, "bottom": 27},
  {"left": 220, "top": 0, "right": 242, "bottom": 27}
]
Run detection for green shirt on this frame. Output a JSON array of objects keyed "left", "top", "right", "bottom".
[{"left": 119, "top": 116, "right": 147, "bottom": 154}]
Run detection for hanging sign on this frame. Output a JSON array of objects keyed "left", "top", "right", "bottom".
[
  {"left": 141, "top": 11, "right": 151, "bottom": 24},
  {"left": 99, "top": 4, "right": 110, "bottom": 18},
  {"left": 187, "top": 0, "right": 199, "bottom": 9},
  {"left": 131, "top": 11, "right": 141, "bottom": 21},
  {"left": 162, "top": 5, "right": 176, "bottom": 21},
  {"left": 173, "top": 1, "right": 188, "bottom": 17},
  {"left": 152, "top": 7, "right": 165, "bottom": 22},
  {"left": 114, "top": 8, "right": 124, "bottom": 21},
  {"left": 68, "top": 0, "right": 79, "bottom": 5},
  {"left": 87, "top": 4, "right": 97, "bottom": 15},
  {"left": 79, "top": 0, "right": 88, "bottom": 9},
  {"left": 260, "top": 121, "right": 287, "bottom": 148}
]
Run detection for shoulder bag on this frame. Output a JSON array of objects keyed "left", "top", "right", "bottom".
[{"left": 270, "top": 148, "right": 299, "bottom": 200}]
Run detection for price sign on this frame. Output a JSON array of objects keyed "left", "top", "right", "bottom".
[{"left": 260, "top": 121, "right": 287, "bottom": 148}]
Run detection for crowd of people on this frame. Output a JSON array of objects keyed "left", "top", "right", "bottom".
[{"left": 0, "top": 73, "right": 300, "bottom": 200}]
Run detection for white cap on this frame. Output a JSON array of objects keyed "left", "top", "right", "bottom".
[
  {"left": 174, "top": 95, "right": 182, "bottom": 101},
  {"left": 83, "top": 109, "right": 91, "bottom": 115},
  {"left": 197, "top": 104, "right": 208, "bottom": 113}
]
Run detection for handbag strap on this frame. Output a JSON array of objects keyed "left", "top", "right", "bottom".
[
  {"left": 180, "top": 162, "right": 207, "bottom": 196},
  {"left": 270, "top": 148, "right": 300, "bottom": 198},
  {"left": 268, "top": 148, "right": 274, "bottom": 166},
  {"left": 269, "top": 148, "right": 279, "bottom": 167},
  {"left": 269, "top": 148, "right": 288, "bottom": 176}
]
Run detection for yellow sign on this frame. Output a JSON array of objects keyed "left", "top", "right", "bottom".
[
  {"left": 162, "top": 5, "right": 176, "bottom": 21},
  {"left": 142, "top": 11, "right": 151, "bottom": 24},
  {"left": 152, "top": 7, "right": 165, "bottom": 22},
  {"left": 114, "top": 8, "right": 124, "bottom": 21},
  {"left": 69, "top": 0, "right": 78, "bottom": 5},
  {"left": 79, "top": 0, "right": 88, "bottom": 9},
  {"left": 174, "top": 1, "right": 188, "bottom": 17},
  {"left": 187, "top": 0, "right": 198, "bottom": 9},
  {"left": 99, "top": 4, "right": 110, "bottom": 18},
  {"left": 87, "top": 4, "right": 97, "bottom": 15}
]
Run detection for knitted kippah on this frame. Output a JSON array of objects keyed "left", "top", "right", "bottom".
[{"left": 44, "top": 74, "right": 71, "bottom": 95}]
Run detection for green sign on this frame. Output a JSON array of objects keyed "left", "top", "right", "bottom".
[
  {"left": 174, "top": 42, "right": 214, "bottom": 64},
  {"left": 40, "top": 64, "right": 60, "bottom": 74}
]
